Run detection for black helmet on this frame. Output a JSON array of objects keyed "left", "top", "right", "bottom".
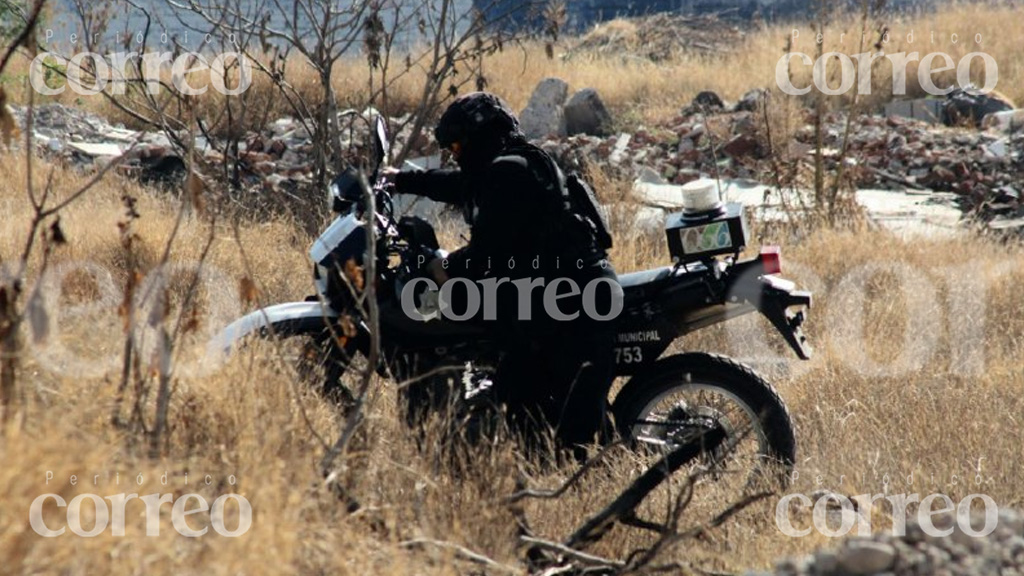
[{"left": 434, "top": 92, "right": 522, "bottom": 149}]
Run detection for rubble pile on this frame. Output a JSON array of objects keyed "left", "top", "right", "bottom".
[
  {"left": 9, "top": 82, "right": 1024, "bottom": 233},
  {"left": 753, "top": 508, "right": 1024, "bottom": 576},
  {"left": 564, "top": 12, "right": 746, "bottom": 62},
  {"left": 7, "top": 105, "right": 437, "bottom": 193},
  {"left": 526, "top": 87, "right": 1024, "bottom": 231}
]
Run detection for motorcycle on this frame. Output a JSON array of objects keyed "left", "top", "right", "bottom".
[{"left": 214, "top": 116, "right": 812, "bottom": 481}]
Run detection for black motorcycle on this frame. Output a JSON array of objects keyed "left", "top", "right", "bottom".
[{"left": 215, "top": 117, "right": 812, "bottom": 482}]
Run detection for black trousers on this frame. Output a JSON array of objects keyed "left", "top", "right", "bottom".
[
  {"left": 495, "top": 325, "right": 615, "bottom": 453},
  {"left": 492, "top": 264, "right": 619, "bottom": 454}
]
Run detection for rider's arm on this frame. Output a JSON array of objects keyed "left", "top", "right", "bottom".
[{"left": 393, "top": 169, "right": 466, "bottom": 205}]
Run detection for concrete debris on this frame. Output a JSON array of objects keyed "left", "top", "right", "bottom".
[
  {"left": 884, "top": 98, "right": 944, "bottom": 124},
  {"left": 531, "top": 92, "right": 1022, "bottom": 234},
  {"left": 734, "top": 88, "right": 767, "bottom": 113},
  {"left": 984, "top": 109, "right": 1024, "bottom": 134},
  {"left": 67, "top": 142, "right": 124, "bottom": 158},
  {"left": 519, "top": 77, "right": 569, "bottom": 140},
  {"left": 751, "top": 508, "right": 1024, "bottom": 576},
  {"left": 9, "top": 85, "right": 1023, "bottom": 238},
  {"left": 7, "top": 104, "right": 439, "bottom": 195}
]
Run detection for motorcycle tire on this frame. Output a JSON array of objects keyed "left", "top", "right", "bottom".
[
  {"left": 254, "top": 317, "right": 357, "bottom": 408},
  {"left": 612, "top": 352, "right": 796, "bottom": 483}
]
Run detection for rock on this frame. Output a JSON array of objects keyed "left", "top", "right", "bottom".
[
  {"left": 944, "top": 87, "right": 1015, "bottom": 127},
  {"left": 884, "top": 98, "right": 944, "bottom": 124},
  {"left": 565, "top": 88, "right": 613, "bottom": 136},
  {"left": 983, "top": 109, "right": 1024, "bottom": 134},
  {"left": 690, "top": 90, "right": 725, "bottom": 112},
  {"left": 734, "top": 88, "right": 766, "bottom": 112},
  {"left": 609, "top": 133, "right": 632, "bottom": 164},
  {"left": 733, "top": 112, "right": 757, "bottom": 136},
  {"left": 677, "top": 137, "right": 695, "bottom": 154},
  {"left": 722, "top": 133, "right": 760, "bottom": 158},
  {"left": 836, "top": 540, "right": 897, "bottom": 574},
  {"left": 636, "top": 166, "right": 666, "bottom": 184},
  {"left": 520, "top": 77, "right": 569, "bottom": 140},
  {"left": 984, "top": 137, "right": 1009, "bottom": 158},
  {"left": 267, "top": 139, "right": 287, "bottom": 157}
]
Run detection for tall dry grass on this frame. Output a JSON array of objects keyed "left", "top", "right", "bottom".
[{"left": 2, "top": 139, "right": 1024, "bottom": 574}]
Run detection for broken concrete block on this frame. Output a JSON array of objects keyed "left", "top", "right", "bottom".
[
  {"left": 67, "top": 142, "right": 124, "bottom": 157},
  {"left": 983, "top": 109, "right": 1024, "bottom": 134},
  {"left": 884, "top": 99, "right": 944, "bottom": 124}
]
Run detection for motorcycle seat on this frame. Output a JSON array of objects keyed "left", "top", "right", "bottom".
[{"left": 618, "top": 266, "right": 673, "bottom": 289}]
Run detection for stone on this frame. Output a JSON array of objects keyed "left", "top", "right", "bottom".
[
  {"left": 690, "top": 90, "right": 724, "bottom": 111},
  {"left": 609, "top": 133, "right": 631, "bottom": 164},
  {"left": 944, "top": 87, "right": 1015, "bottom": 127},
  {"left": 722, "top": 133, "right": 760, "bottom": 158},
  {"left": 636, "top": 166, "right": 666, "bottom": 184},
  {"left": 677, "top": 137, "right": 695, "bottom": 154},
  {"left": 520, "top": 77, "right": 569, "bottom": 140},
  {"left": 733, "top": 113, "right": 757, "bottom": 136},
  {"left": 836, "top": 540, "right": 897, "bottom": 574},
  {"left": 267, "top": 139, "right": 287, "bottom": 157},
  {"left": 734, "top": 88, "right": 766, "bottom": 112},
  {"left": 983, "top": 109, "right": 1024, "bottom": 134},
  {"left": 564, "top": 88, "right": 613, "bottom": 136},
  {"left": 984, "top": 137, "right": 1009, "bottom": 159}
]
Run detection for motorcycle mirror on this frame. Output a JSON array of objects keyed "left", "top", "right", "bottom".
[
  {"left": 329, "top": 167, "right": 364, "bottom": 213},
  {"left": 372, "top": 116, "right": 390, "bottom": 177}
]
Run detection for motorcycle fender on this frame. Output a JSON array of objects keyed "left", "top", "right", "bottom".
[
  {"left": 210, "top": 301, "right": 340, "bottom": 356},
  {"left": 758, "top": 276, "right": 813, "bottom": 360}
]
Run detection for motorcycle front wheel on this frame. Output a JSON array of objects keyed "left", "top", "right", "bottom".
[{"left": 249, "top": 316, "right": 359, "bottom": 407}]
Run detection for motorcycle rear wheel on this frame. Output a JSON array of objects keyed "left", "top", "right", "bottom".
[{"left": 612, "top": 352, "right": 796, "bottom": 485}]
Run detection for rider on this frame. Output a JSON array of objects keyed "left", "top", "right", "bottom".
[{"left": 391, "top": 92, "right": 621, "bottom": 457}]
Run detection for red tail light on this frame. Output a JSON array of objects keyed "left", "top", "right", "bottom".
[{"left": 761, "top": 246, "right": 782, "bottom": 275}]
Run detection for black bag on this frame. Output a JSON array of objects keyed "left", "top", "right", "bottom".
[
  {"left": 564, "top": 172, "right": 613, "bottom": 251},
  {"left": 506, "top": 144, "right": 613, "bottom": 254}
]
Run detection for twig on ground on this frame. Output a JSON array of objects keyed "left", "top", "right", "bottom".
[{"left": 399, "top": 538, "right": 519, "bottom": 573}]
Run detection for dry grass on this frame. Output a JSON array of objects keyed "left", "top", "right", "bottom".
[
  {"left": 2, "top": 139, "right": 1024, "bottom": 575},
  {"left": 1, "top": 2, "right": 1023, "bottom": 574}
]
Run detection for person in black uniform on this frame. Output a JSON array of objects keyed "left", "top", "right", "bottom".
[{"left": 391, "top": 92, "right": 621, "bottom": 457}]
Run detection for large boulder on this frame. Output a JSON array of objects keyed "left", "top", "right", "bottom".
[
  {"left": 564, "top": 88, "right": 613, "bottom": 136},
  {"left": 520, "top": 78, "right": 569, "bottom": 140}
]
